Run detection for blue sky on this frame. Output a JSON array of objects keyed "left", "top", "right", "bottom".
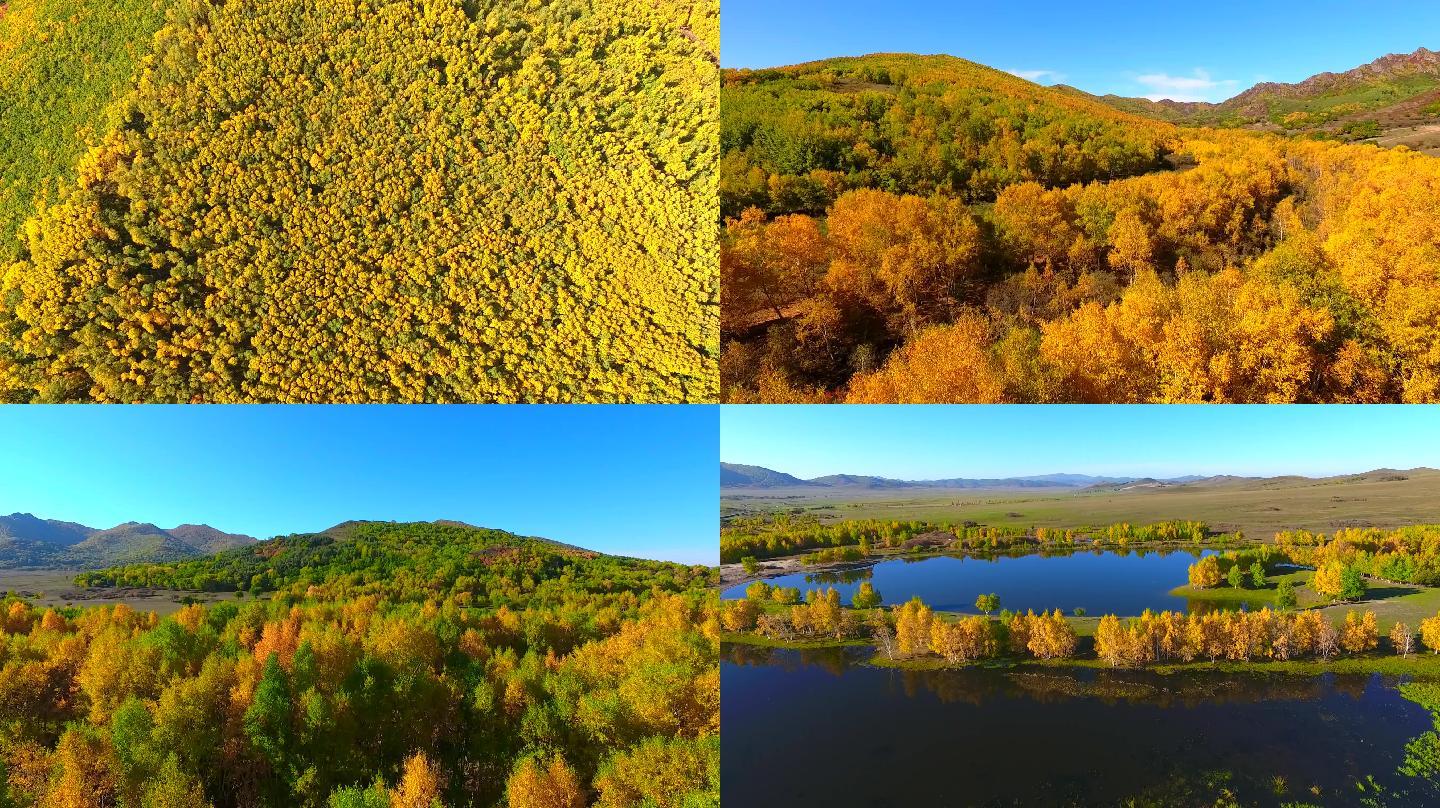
[
  {"left": 0, "top": 406, "right": 718, "bottom": 565},
  {"left": 721, "top": 406, "right": 1440, "bottom": 480},
  {"left": 722, "top": 1, "right": 1440, "bottom": 102}
]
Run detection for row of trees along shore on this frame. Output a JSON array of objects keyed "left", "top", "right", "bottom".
[
  {"left": 721, "top": 516, "right": 1214, "bottom": 564},
  {"left": 721, "top": 586, "right": 1440, "bottom": 668}
]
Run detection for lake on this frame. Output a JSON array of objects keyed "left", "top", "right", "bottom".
[
  {"left": 723, "top": 644, "right": 1440, "bottom": 807},
  {"left": 723, "top": 550, "right": 1232, "bottom": 615}
]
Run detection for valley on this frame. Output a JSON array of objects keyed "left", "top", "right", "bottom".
[
  {"left": 721, "top": 465, "right": 1440, "bottom": 539},
  {"left": 0, "top": 568, "right": 252, "bottom": 616}
]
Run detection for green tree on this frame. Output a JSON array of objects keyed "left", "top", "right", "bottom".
[
  {"left": 328, "top": 782, "right": 391, "bottom": 808},
  {"left": 975, "top": 593, "right": 1000, "bottom": 616},
  {"left": 1227, "top": 565, "right": 1245, "bottom": 589},
  {"left": 0, "top": 757, "right": 12, "bottom": 808},
  {"left": 1249, "top": 562, "right": 1266, "bottom": 589},
  {"left": 244, "top": 654, "right": 294, "bottom": 784},
  {"left": 740, "top": 557, "right": 759, "bottom": 575},
  {"left": 144, "top": 755, "right": 211, "bottom": 808},
  {"left": 1275, "top": 579, "right": 1298, "bottom": 610},
  {"left": 851, "top": 582, "right": 882, "bottom": 610},
  {"left": 1339, "top": 566, "right": 1367, "bottom": 602}
]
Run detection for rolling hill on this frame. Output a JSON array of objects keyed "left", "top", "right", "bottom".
[
  {"left": 0, "top": 512, "right": 256, "bottom": 568},
  {"left": 74, "top": 520, "right": 709, "bottom": 605},
  {"left": 721, "top": 463, "right": 1162, "bottom": 490},
  {"left": 723, "top": 467, "right": 1440, "bottom": 540}
]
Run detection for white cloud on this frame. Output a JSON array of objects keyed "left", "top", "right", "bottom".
[
  {"left": 1006, "top": 68, "right": 1065, "bottom": 84},
  {"left": 1134, "top": 68, "right": 1239, "bottom": 102}
]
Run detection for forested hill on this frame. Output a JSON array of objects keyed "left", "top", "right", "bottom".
[
  {"left": 721, "top": 51, "right": 1440, "bottom": 405},
  {"left": 0, "top": 513, "right": 256, "bottom": 568},
  {"left": 75, "top": 521, "right": 715, "bottom": 605},
  {"left": 721, "top": 52, "right": 1177, "bottom": 218}
]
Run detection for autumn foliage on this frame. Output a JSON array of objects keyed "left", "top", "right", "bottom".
[
  {"left": 0, "top": 527, "right": 719, "bottom": 807},
  {"left": 0, "top": 0, "right": 720, "bottom": 402},
  {"left": 720, "top": 53, "right": 1440, "bottom": 403}
]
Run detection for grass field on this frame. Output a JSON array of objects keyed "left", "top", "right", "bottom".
[
  {"left": 723, "top": 469, "right": 1440, "bottom": 539},
  {"left": 0, "top": 569, "right": 256, "bottom": 616},
  {"left": 0, "top": 0, "right": 170, "bottom": 262}
]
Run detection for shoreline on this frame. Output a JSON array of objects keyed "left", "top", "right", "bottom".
[
  {"left": 718, "top": 539, "right": 1257, "bottom": 590},
  {"left": 718, "top": 556, "right": 878, "bottom": 590},
  {"left": 722, "top": 633, "right": 1440, "bottom": 679}
]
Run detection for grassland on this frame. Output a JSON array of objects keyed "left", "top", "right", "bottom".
[
  {"left": 0, "top": 0, "right": 169, "bottom": 262},
  {"left": 722, "top": 469, "right": 1440, "bottom": 539},
  {"left": 0, "top": 568, "right": 255, "bottom": 616}
]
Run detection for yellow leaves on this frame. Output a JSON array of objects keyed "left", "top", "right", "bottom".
[
  {"left": 1421, "top": 613, "right": 1440, "bottom": 653},
  {"left": 846, "top": 314, "right": 1006, "bottom": 403},
  {"left": 892, "top": 596, "right": 932, "bottom": 658},
  {"left": 1, "top": 0, "right": 720, "bottom": 402},
  {"left": 1311, "top": 562, "right": 1348, "bottom": 600},
  {"left": 389, "top": 751, "right": 446, "bottom": 808},
  {"left": 1038, "top": 267, "right": 1333, "bottom": 403},
  {"left": 726, "top": 98, "right": 1440, "bottom": 402},
  {"left": 593, "top": 737, "right": 718, "bottom": 808},
  {"left": 929, "top": 615, "right": 995, "bottom": 664},
  {"left": 1339, "top": 610, "right": 1379, "bottom": 654},
  {"left": 506, "top": 756, "right": 585, "bottom": 808},
  {"left": 1187, "top": 556, "right": 1223, "bottom": 588}
]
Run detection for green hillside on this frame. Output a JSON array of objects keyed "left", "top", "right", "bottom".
[
  {"left": 1084, "top": 47, "right": 1440, "bottom": 142},
  {"left": 721, "top": 53, "right": 1175, "bottom": 219},
  {"left": 75, "top": 521, "right": 715, "bottom": 605}
]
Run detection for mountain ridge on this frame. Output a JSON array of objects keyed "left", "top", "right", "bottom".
[
  {"left": 1067, "top": 46, "right": 1440, "bottom": 148},
  {"left": 720, "top": 463, "right": 1439, "bottom": 491},
  {"left": 0, "top": 513, "right": 257, "bottom": 570}
]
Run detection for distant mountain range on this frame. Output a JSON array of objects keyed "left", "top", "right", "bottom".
[
  {"left": 0, "top": 513, "right": 257, "bottom": 569},
  {"left": 720, "top": 463, "right": 1440, "bottom": 492},
  {"left": 1064, "top": 46, "right": 1440, "bottom": 149},
  {"left": 720, "top": 463, "right": 1205, "bottom": 490}
]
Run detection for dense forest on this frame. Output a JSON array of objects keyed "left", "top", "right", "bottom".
[
  {"left": 719, "top": 54, "right": 1440, "bottom": 403},
  {"left": 0, "top": 0, "right": 719, "bottom": 403},
  {"left": 0, "top": 522, "right": 719, "bottom": 807}
]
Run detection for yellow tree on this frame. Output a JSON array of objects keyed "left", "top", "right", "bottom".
[
  {"left": 507, "top": 756, "right": 585, "bottom": 808},
  {"left": 893, "top": 598, "right": 934, "bottom": 658},
  {"left": 846, "top": 316, "right": 1007, "bottom": 403},
  {"left": 1339, "top": 611, "right": 1378, "bottom": 654},
  {"left": 390, "top": 752, "right": 445, "bottom": 808},
  {"left": 720, "top": 599, "right": 759, "bottom": 633},
  {"left": 1187, "top": 556, "right": 1222, "bottom": 588},
  {"left": 1391, "top": 621, "right": 1416, "bottom": 656},
  {"left": 1421, "top": 613, "right": 1440, "bottom": 653}
]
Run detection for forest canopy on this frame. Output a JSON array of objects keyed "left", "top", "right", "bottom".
[
  {"left": 0, "top": 522, "right": 719, "bottom": 807},
  {"left": 719, "top": 54, "right": 1440, "bottom": 403},
  {"left": 0, "top": 0, "right": 720, "bottom": 402}
]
